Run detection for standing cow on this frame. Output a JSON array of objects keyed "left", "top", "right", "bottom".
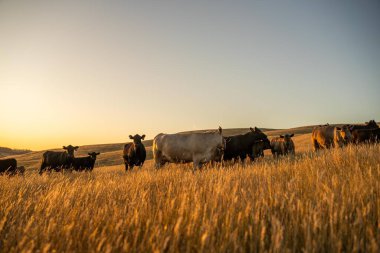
[
  {"left": 39, "top": 145, "right": 79, "bottom": 174},
  {"left": 223, "top": 127, "right": 271, "bottom": 162},
  {"left": 0, "top": 158, "right": 17, "bottom": 175},
  {"left": 271, "top": 134, "right": 295, "bottom": 157},
  {"left": 351, "top": 128, "right": 380, "bottom": 144},
  {"left": 153, "top": 127, "right": 225, "bottom": 172},
  {"left": 123, "top": 134, "right": 146, "bottom": 171},
  {"left": 311, "top": 125, "right": 352, "bottom": 150},
  {"left": 72, "top": 152, "right": 100, "bottom": 171}
]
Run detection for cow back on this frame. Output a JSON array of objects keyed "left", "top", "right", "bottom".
[
  {"left": 42, "top": 151, "right": 71, "bottom": 166},
  {"left": 0, "top": 158, "right": 17, "bottom": 173}
]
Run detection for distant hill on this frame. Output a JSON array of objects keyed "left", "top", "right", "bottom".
[{"left": 0, "top": 147, "right": 32, "bottom": 158}]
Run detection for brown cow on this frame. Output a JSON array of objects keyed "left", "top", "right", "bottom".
[
  {"left": 123, "top": 134, "right": 146, "bottom": 171},
  {"left": 271, "top": 134, "right": 295, "bottom": 157},
  {"left": 311, "top": 125, "right": 352, "bottom": 150}
]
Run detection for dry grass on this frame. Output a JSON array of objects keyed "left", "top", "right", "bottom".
[{"left": 1, "top": 144, "right": 379, "bottom": 252}]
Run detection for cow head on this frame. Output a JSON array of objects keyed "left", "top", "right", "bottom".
[
  {"left": 88, "top": 152, "right": 100, "bottom": 160},
  {"left": 365, "top": 120, "right": 379, "bottom": 129},
  {"left": 250, "top": 126, "right": 264, "bottom": 134},
  {"left": 129, "top": 134, "right": 146, "bottom": 147},
  {"left": 337, "top": 126, "right": 352, "bottom": 143},
  {"left": 63, "top": 145, "right": 79, "bottom": 158},
  {"left": 280, "top": 134, "right": 294, "bottom": 149},
  {"left": 250, "top": 127, "right": 271, "bottom": 150}
]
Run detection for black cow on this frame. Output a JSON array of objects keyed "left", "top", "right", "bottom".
[
  {"left": 349, "top": 120, "right": 379, "bottom": 132},
  {"left": 223, "top": 127, "right": 271, "bottom": 162},
  {"left": 123, "top": 134, "right": 146, "bottom": 171},
  {"left": 72, "top": 152, "right": 100, "bottom": 171},
  {"left": 351, "top": 128, "right": 380, "bottom": 144},
  {"left": 39, "top": 145, "right": 79, "bottom": 174},
  {"left": 0, "top": 158, "right": 17, "bottom": 175}
]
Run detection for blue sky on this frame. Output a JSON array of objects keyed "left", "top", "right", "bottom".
[{"left": 0, "top": 0, "right": 379, "bottom": 149}]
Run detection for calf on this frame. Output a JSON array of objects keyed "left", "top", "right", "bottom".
[
  {"left": 39, "top": 145, "right": 79, "bottom": 174},
  {"left": 271, "top": 134, "right": 295, "bottom": 157},
  {"left": 0, "top": 158, "right": 17, "bottom": 175},
  {"left": 123, "top": 134, "right": 147, "bottom": 171},
  {"left": 72, "top": 152, "right": 100, "bottom": 171}
]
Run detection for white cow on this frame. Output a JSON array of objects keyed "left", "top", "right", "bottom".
[{"left": 153, "top": 127, "right": 225, "bottom": 171}]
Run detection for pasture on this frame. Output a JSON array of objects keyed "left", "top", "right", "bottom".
[{"left": 1, "top": 138, "right": 379, "bottom": 252}]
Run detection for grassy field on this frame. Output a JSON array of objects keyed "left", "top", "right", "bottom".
[{"left": 1, "top": 143, "right": 379, "bottom": 252}]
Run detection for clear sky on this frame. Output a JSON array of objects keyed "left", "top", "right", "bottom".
[{"left": 1, "top": 0, "right": 379, "bottom": 150}]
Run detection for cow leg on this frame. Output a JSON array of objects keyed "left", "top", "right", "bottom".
[
  {"left": 239, "top": 154, "right": 247, "bottom": 166},
  {"left": 312, "top": 139, "right": 320, "bottom": 151},
  {"left": 193, "top": 161, "right": 201, "bottom": 173},
  {"left": 248, "top": 154, "right": 255, "bottom": 162},
  {"left": 124, "top": 163, "right": 129, "bottom": 171},
  {"left": 39, "top": 163, "right": 46, "bottom": 175}
]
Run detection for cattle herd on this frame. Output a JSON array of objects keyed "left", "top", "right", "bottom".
[{"left": 0, "top": 120, "right": 379, "bottom": 175}]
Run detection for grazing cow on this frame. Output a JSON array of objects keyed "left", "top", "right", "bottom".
[
  {"left": 39, "top": 145, "right": 79, "bottom": 174},
  {"left": 0, "top": 158, "right": 17, "bottom": 175},
  {"left": 123, "top": 134, "right": 147, "bottom": 171},
  {"left": 349, "top": 120, "right": 378, "bottom": 132},
  {"left": 311, "top": 125, "right": 352, "bottom": 150},
  {"left": 153, "top": 127, "right": 225, "bottom": 171},
  {"left": 223, "top": 127, "right": 271, "bottom": 162},
  {"left": 271, "top": 134, "right": 295, "bottom": 157},
  {"left": 72, "top": 152, "right": 100, "bottom": 171},
  {"left": 351, "top": 128, "right": 380, "bottom": 144}
]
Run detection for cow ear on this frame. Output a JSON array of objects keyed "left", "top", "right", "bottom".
[
  {"left": 96, "top": 152, "right": 100, "bottom": 155},
  {"left": 290, "top": 134, "right": 294, "bottom": 137},
  {"left": 336, "top": 127, "right": 341, "bottom": 130},
  {"left": 280, "top": 135, "right": 284, "bottom": 138},
  {"left": 218, "top": 126, "right": 222, "bottom": 135},
  {"left": 74, "top": 146, "right": 79, "bottom": 150},
  {"left": 63, "top": 146, "right": 67, "bottom": 150},
  {"left": 250, "top": 127, "right": 254, "bottom": 132},
  {"left": 141, "top": 135, "right": 146, "bottom": 140},
  {"left": 88, "top": 153, "right": 92, "bottom": 155},
  {"left": 365, "top": 122, "right": 369, "bottom": 124},
  {"left": 129, "top": 135, "right": 133, "bottom": 139}
]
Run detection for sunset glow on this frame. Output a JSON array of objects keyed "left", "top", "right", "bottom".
[{"left": 1, "top": 0, "right": 379, "bottom": 150}]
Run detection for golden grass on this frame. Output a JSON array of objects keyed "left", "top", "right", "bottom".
[{"left": 1, "top": 144, "right": 379, "bottom": 252}]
